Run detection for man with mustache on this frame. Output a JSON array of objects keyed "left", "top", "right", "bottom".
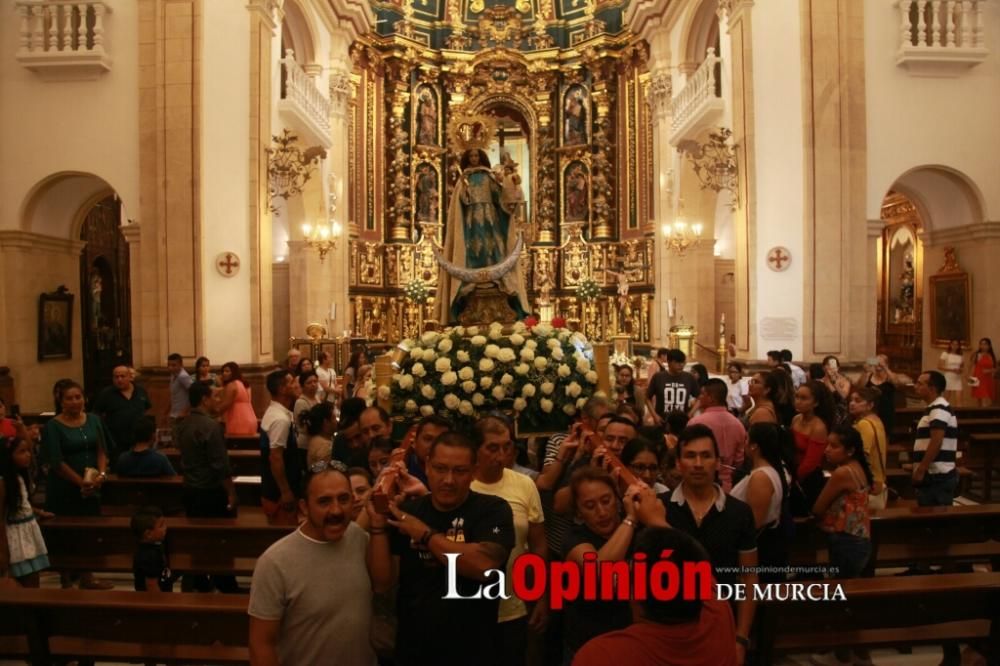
[
  {"left": 249, "top": 461, "right": 379, "bottom": 665},
  {"left": 367, "top": 431, "right": 515, "bottom": 666}
]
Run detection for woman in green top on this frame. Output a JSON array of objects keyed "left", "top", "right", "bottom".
[
  {"left": 42, "top": 380, "right": 112, "bottom": 517},
  {"left": 42, "top": 380, "right": 115, "bottom": 589}
]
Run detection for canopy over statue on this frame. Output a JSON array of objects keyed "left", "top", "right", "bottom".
[{"left": 434, "top": 114, "right": 531, "bottom": 325}]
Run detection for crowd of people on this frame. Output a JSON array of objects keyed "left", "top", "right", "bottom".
[{"left": 0, "top": 340, "right": 994, "bottom": 665}]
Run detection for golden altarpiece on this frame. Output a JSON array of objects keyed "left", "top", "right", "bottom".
[{"left": 344, "top": 0, "right": 654, "bottom": 344}]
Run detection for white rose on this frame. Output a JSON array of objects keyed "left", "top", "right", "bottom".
[
  {"left": 509, "top": 334, "right": 525, "bottom": 347},
  {"left": 412, "top": 363, "right": 427, "bottom": 378},
  {"left": 458, "top": 366, "right": 475, "bottom": 381},
  {"left": 479, "top": 358, "right": 495, "bottom": 373},
  {"left": 492, "top": 386, "right": 506, "bottom": 400},
  {"left": 557, "top": 364, "right": 571, "bottom": 378},
  {"left": 471, "top": 335, "right": 488, "bottom": 347},
  {"left": 525, "top": 339, "right": 538, "bottom": 351},
  {"left": 513, "top": 321, "right": 526, "bottom": 333},
  {"left": 453, "top": 326, "right": 465, "bottom": 336},
  {"left": 577, "top": 397, "right": 587, "bottom": 408},
  {"left": 441, "top": 371, "right": 458, "bottom": 386},
  {"left": 420, "top": 404, "right": 435, "bottom": 416},
  {"left": 534, "top": 356, "right": 548, "bottom": 370},
  {"left": 551, "top": 347, "right": 564, "bottom": 361},
  {"left": 472, "top": 393, "right": 486, "bottom": 407},
  {"left": 405, "top": 399, "right": 418, "bottom": 413},
  {"left": 540, "top": 398, "right": 554, "bottom": 413},
  {"left": 547, "top": 337, "right": 560, "bottom": 350},
  {"left": 437, "top": 338, "right": 453, "bottom": 353},
  {"left": 534, "top": 323, "right": 553, "bottom": 337},
  {"left": 515, "top": 363, "right": 530, "bottom": 376},
  {"left": 421, "top": 384, "right": 436, "bottom": 400},
  {"left": 563, "top": 403, "right": 577, "bottom": 416},
  {"left": 571, "top": 332, "right": 587, "bottom": 344},
  {"left": 566, "top": 381, "right": 582, "bottom": 398},
  {"left": 522, "top": 384, "right": 536, "bottom": 397},
  {"left": 513, "top": 397, "right": 527, "bottom": 411},
  {"left": 398, "top": 374, "right": 415, "bottom": 390},
  {"left": 576, "top": 358, "right": 591, "bottom": 373},
  {"left": 462, "top": 380, "right": 477, "bottom": 394},
  {"left": 410, "top": 348, "right": 423, "bottom": 360},
  {"left": 421, "top": 331, "right": 440, "bottom": 346},
  {"left": 559, "top": 331, "right": 571, "bottom": 342},
  {"left": 435, "top": 357, "right": 452, "bottom": 373},
  {"left": 457, "top": 350, "right": 470, "bottom": 363},
  {"left": 497, "top": 348, "right": 516, "bottom": 363},
  {"left": 459, "top": 400, "right": 475, "bottom": 416},
  {"left": 585, "top": 370, "right": 598, "bottom": 384},
  {"left": 485, "top": 344, "right": 501, "bottom": 359},
  {"left": 541, "top": 382, "right": 554, "bottom": 395},
  {"left": 479, "top": 376, "right": 493, "bottom": 389},
  {"left": 500, "top": 373, "right": 514, "bottom": 386},
  {"left": 422, "top": 348, "right": 437, "bottom": 362},
  {"left": 444, "top": 393, "right": 460, "bottom": 410},
  {"left": 488, "top": 327, "right": 503, "bottom": 340},
  {"left": 377, "top": 385, "right": 391, "bottom": 401},
  {"left": 466, "top": 326, "right": 480, "bottom": 337},
  {"left": 520, "top": 348, "right": 535, "bottom": 362}
]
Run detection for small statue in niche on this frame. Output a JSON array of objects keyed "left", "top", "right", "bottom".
[
  {"left": 894, "top": 251, "right": 916, "bottom": 324},
  {"left": 89, "top": 269, "right": 103, "bottom": 331},
  {"left": 604, "top": 263, "right": 630, "bottom": 319}
]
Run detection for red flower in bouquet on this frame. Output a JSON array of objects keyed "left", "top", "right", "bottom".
[
  {"left": 551, "top": 316, "right": 567, "bottom": 328},
  {"left": 524, "top": 315, "right": 539, "bottom": 329}
]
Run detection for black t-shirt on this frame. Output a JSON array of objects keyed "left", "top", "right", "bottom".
[
  {"left": 133, "top": 542, "right": 173, "bottom": 592},
  {"left": 391, "top": 491, "right": 515, "bottom": 666},
  {"left": 646, "top": 371, "right": 701, "bottom": 417},
  {"left": 561, "top": 523, "right": 634, "bottom": 658},
  {"left": 661, "top": 488, "right": 757, "bottom": 586}
]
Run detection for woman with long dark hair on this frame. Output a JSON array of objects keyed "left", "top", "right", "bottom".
[
  {"left": 746, "top": 372, "right": 778, "bottom": 425},
  {"left": 194, "top": 356, "right": 218, "bottom": 389},
  {"left": 971, "top": 337, "right": 997, "bottom": 407},
  {"left": 216, "top": 362, "right": 257, "bottom": 436},
  {"left": 620, "top": 437, "right": 668, "bottom": 493},
  {"left": 849, "top": 386, "right": 888, "bottom": 511},
  {"left": 343, "top": 350, "right": 369, "bottom": 400}
]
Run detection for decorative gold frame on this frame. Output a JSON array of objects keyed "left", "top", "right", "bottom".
[{"left": 929, "top": 269, "right": 971, "bottom": 348}]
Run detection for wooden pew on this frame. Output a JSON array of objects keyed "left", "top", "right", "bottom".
[
  {"left": 970, "top": 433, "right": 1000, "bottom": 501},
  {"left": 0, "top": 588, "right": 248, "bottom": 664},
  {"left": 40, "top": 512, "right": 293, "bottom": 576},
  {"left": 226, "top": 432, "right": 262, "bottom": 450},
  {"left": 100, "top": 474, "right": 262, "bottom": 515},
  {"left": 791, "top": 503, "right": 1000, "bottom": 569},
  {"left": 161, "top": 447, "right": 261, "bottom": 476},
  {"left": 770, "top": 572, "right": 1000, "bottom": 654}
]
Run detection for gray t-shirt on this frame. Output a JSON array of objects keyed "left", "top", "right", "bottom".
[{"left": 248, "top": 523, "right": 376, "bottom": 665}]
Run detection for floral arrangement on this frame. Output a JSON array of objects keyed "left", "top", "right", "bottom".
[
  {"left": 403, "top": 279, "right": 430, "bottom": 305},
  {"left": 575, "top": 277, "right": 601, "bottom": 302},
  {"left": 387, "top": 321, "right": 599, "bottom": 431}
]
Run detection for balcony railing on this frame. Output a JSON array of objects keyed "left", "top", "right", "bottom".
[
  {"left": 669, "top": 48, "right": 724, "bottom": 146},
  {"left": 278, "top": 50, "right": 333, "bottom": 149},
  {"left": 896, "top": 0, "right": 988, "bottom": 75},
  {"left": 15, "top": 0, "right": 112, "bottom": 80}
]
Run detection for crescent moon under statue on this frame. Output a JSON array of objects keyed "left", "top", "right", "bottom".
[{"left": 431, "top": 232, "right": 524, "bottom": 284}]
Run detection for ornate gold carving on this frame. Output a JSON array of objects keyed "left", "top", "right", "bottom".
[{"left": 457, "top": 283, "right": 519, "bottom": 325}]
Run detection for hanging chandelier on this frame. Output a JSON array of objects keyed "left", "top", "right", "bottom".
[{"left": 266, "top": 129, "right": 326, "bottom": 213}]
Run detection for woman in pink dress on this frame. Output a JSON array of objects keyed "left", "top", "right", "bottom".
[
  {"left": 216, "top": 362, "right": 258, "bottom": 436},
  {"left": 971, "top": 337, "right": 997, "bottom": 407}
]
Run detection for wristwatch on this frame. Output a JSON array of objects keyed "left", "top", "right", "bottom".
[{"left": 622, "top": 518, "right": 636, "bottom": 529}]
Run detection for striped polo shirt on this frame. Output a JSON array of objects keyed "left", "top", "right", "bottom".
[{"left": 913, "top": 397, "right": 958, "bottom": 474}]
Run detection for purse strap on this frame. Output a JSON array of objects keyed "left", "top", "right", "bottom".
[{"left": 863, "top": 416, "right": 886, "bottom": 479}]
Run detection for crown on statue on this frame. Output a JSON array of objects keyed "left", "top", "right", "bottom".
[{"left": 448, "top": 113, "right": 498, "bottom": 153}]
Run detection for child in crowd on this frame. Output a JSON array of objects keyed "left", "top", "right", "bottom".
[
  {"left": 131, "top": 506, "right": 176, "bottom": 592},
  {"left": 0, "top": 435, "right": 51, "bottom": 586},
  {"left": 116, "top": 416, "right": 176, "bottom": 477}
]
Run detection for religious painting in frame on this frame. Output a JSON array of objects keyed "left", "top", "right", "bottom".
[
  {"left": 562, "top": 160, "right": 590, "bottom": 223},
  {"left": 412, "top": 84, "right": 440, "bottom": 148},
  {"left": 38, "top": 286, "right": 74, "bottom": 361},
  {"left": 412, "top": 161, "right": 441, "bottom": 223},
  {"left": 561, "top": 84, "right": 590, "bottom": 146},
  {"left": 929, "top": 268, "right": 970, "bottom": 348}
]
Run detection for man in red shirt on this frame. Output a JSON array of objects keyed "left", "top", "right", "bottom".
[{"left": 572, "top": 526, "right": 738, "bottom": 666}]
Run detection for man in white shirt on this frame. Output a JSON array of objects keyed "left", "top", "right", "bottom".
[
  {"left": 781, "top": 349, "right": 807, "bottom": 388},
  {"left": 913, "top": 370, "right": 959, "bottom": 506},
  {"left": 261, "top": 369, "right": 301, "bottom": 524}
]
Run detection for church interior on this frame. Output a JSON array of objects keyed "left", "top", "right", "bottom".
[{"left": 1, "top": 0, "right": 999, "bottom": 663}]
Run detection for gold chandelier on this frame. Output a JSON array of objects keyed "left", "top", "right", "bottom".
[{"left": 661, "top": 199, "right": 703, "bottom": 256}]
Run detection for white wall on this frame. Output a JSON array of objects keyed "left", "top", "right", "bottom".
[
  {"left": 865, "top": 0, "right": 1000, "bottom": 224},
  {"left": 749, "top": 0, "right": 806, "bottom": 358},
  {"left": 0, "top": 0, "right": 140, "bottom": 234},
  {"left": 201, "top": 0, "right": 252, "bottom": 362}
]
